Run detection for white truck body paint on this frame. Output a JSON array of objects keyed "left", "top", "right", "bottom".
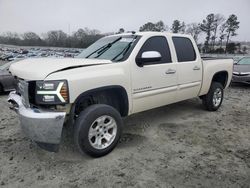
[{"left": 10, "top": 32, "right": 233, "bottom": 115}]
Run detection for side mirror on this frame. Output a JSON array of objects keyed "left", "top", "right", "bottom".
[{"left": 136, "top": 51, "right": 162, "bottom": 67}]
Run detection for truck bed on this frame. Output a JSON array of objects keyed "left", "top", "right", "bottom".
[{"left": 199, "top": 58, "right": 233, "bottom": 96}]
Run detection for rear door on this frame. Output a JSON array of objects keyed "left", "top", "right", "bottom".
[
  {"left": 131, "top": 36, "right": 178, "bottom": 113},
  {"left": 172, "top": 37, "right": 202, "bottom": 101}
]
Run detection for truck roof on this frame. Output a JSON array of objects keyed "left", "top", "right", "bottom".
[{"left": 112, "top": 31, "right": 192, "bottom": 38}]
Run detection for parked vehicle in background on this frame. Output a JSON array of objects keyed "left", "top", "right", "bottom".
[
  {"left": 8, "top": 32, "right": 233, "bottom": 157},
  {"left": 232, "top": 57, "right": 250, "bottom": 84},
  {"left": 0, "top": 62, "right": 16, "bottom": 93},
  {"left": 232, "top": 56, "right": 244, "bottom": 64},
  {"left": 0, "top": 46, "right": 83, "bottom": 61},
  {"left": 0, "top": 54, "right": 14, "bottom": 61}
]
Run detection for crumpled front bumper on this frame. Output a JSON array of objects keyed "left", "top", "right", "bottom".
[{"left": 8, "top": 91, "right": 66, "bottom": 151}]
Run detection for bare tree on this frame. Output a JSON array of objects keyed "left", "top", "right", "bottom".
[
  {"left": 186, "top": 23, "right": 201, "bottom": 42},
  {"left": 0, "top": 28, "right": 103, "bottom": 48},
  {"left": 72, "top": 28, "right": 103, "bottom": 48},
  {"left": 180, "top": 22, "right": 186, "bottom": 33},
  {"left": 219, "top": 23, "right": 227, "bottom": 48},
  {"left": 22, "top": 32, "right": 42, "bottom": 46},
  {"left": 211, "top": 14, "right": 225, "bottom": 49},
  {"left": 2, "top": 32, "right": 21, "bottom": 45},
  {"left": 44, "top": 30, "right": 68, "bottom": 47}
]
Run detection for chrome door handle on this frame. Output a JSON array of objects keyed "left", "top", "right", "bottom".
[
  {"left": 165, "top": 69, "right": 176, "bottom": 74},
  {"left": 193, "top": 66, "right": 201, "bottom": 71}
]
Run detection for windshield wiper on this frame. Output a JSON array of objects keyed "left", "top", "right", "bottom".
[
  {"left": 112, "top": 37, "right": 137, "bottom": 61},
  {"left": 85, "top": 37, "right": 122, "bottom": 59}
]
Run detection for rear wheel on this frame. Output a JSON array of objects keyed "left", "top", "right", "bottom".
[
  {"left": 202, "top": 82, "right": 224, "bottom": 111},
  {"left": 74, "top": 104, "right": 123, "bottom": 157}
]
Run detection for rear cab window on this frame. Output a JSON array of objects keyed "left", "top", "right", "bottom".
[{"left": 172, "top": 37, "right": 196, "bottom": 62}]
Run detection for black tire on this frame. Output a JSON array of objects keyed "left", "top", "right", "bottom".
[
  {"left": 202, "top": 82, "right": 224, "bottom": 111},
  {"left": 74, "top": 104, "right": 123, "bottom": 157},
  {"left": 0, "top": 84, "right": 3, "bottom": 94}
]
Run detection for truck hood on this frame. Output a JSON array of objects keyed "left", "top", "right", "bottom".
[{"left": 9, "top": 58, "right": 111, "bottom": 80}]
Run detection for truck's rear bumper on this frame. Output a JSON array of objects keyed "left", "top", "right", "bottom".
[{"left": 8, "top": 92, "right": 66, "bottom": 151}]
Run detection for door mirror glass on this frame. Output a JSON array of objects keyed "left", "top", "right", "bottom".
[{"left": 136, "top": 51, "right": 162, "bottom": 67}]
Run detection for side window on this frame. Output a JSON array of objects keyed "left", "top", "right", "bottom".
[
  {"left": 137, "top": 36, "right": 172, "bottom": 65},
  {"left": 172, "top": 37, "right": 196, "bottom": 62}
]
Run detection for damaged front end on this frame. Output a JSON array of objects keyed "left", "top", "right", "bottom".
[{"left": 8, "top": 80, "right": 66, "bottom": 152}]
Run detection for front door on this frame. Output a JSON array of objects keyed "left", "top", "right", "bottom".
[{"left": 131, "top": 36, "right": 178, "bottom": 113}]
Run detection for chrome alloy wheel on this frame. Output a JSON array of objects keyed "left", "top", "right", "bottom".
[
  {"left": 88, "top": 115, "right": 117, "bottom": 150},
  {"left": 213, "top": 88, "right": 222, "bottom": 107}
]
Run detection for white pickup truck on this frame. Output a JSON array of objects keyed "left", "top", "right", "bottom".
[{"left": 8, "top": 32, "right": 233, "bottom": 157}]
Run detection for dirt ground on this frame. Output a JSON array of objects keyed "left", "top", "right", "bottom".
[
  {"left": 0, "top": 60, "right": 6, "bottom": 66},
  {"left": 0, "top": 78, "right": 250, "bottom": 187}
]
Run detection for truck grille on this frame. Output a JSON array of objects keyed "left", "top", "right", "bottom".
[{"left": 18, "top": 80, "right": 30, "bottom": 108}]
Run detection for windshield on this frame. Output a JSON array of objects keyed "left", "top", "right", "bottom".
[
  {"left": 77, "top": 35, "right": 139, "bottom": 61},
  {"left": 238, "top": 57, "right": 250, "bottom": 65},
  {"left": 0, "top": 61, "right": 13, "bottom": 71}
]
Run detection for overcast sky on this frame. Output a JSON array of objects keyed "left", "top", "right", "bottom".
[{"left": 0, "top": 0, "right": 249, "bottom": 41}]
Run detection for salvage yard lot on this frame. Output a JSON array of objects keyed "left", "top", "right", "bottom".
[{"left": 0, "top": 85, "right": 250, "bottom": 187}]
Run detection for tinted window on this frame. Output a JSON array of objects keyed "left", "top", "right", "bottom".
[
  {"left": 137, "top": 36, "right": 172, "bottom": 65},
  {"left": 172, "top": 37, "right": 196, "bottom": 62}
]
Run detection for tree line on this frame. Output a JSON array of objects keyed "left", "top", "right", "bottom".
[
  {"left": 0, "top": 13, "right": 244, "bottom": 54},
  {"left": 0, "top": 28, "right": 104, "bottom": 48},
  {"left": 138, "top": 14, "right": 242, "bottom": 54}
]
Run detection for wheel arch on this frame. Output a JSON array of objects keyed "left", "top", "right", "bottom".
[
  {"left": 70, "top": 85, "right": 129, "bottom": 122},
  {"left": 211, "top": 71, "right": 229, "bottom": 88},
  {"left": 199, "top": 70, "right": 229, "bottom": 97}
]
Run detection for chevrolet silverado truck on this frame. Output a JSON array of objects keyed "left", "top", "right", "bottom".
[{"left": 8, "top": 32, "right": 233, "bottom": 157}]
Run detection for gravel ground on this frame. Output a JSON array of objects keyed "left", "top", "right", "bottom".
[{"left": 0, "top": 80, "right": 250, "bottom": 187}]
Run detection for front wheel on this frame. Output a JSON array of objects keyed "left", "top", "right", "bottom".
[
  {"left": 202, "top": 82, "right": 224, "bottom": 111},
  {"left": 74, "top": 104, "right": 123, "bottom": 157}
]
